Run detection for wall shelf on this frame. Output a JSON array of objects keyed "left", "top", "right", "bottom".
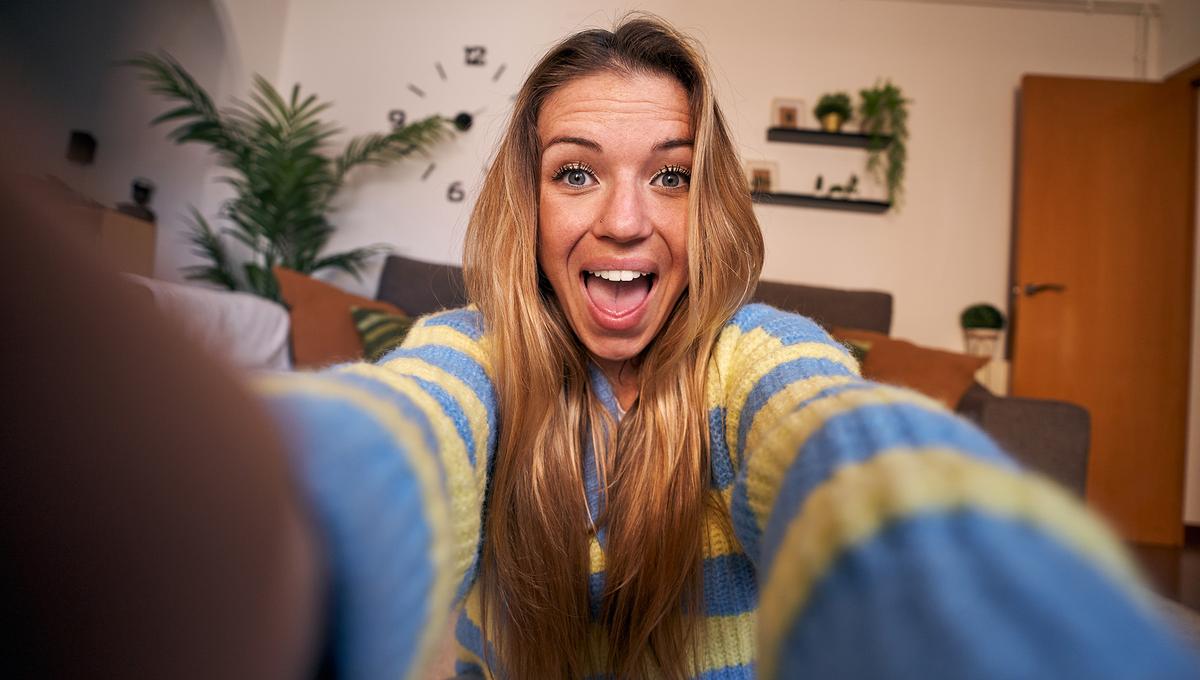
[
  {"left": 751, "top": 191, "right": 891, "bottom": 214},
  {"left": 766, "top": 127, "right": 891, "bottom": 149}
]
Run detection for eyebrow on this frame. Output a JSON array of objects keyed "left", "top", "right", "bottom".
[{"left": 540, "top": 136, "right": 695, "bottom": 153}]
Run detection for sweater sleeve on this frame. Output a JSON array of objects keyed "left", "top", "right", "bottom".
[
  {"left": 256, "top": 308, "right": 496, "bottom": 680},
  {"left": 712, "top": 304, "right": 1199, "bottom": 680}
]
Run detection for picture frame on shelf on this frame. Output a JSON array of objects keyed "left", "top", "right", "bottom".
[
  {"left": 744, "top": 160, "right": 779, "bottom": 193},
  {"left": 769, "top": 97, "right": 806, "bottom": 129}
]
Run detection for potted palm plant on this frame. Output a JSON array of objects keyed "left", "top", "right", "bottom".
[
  {"left": 813, "top": 92, "right": 853, "bottom": 133},
  {"left": 128, "top": 52, "right": 449, "bottom": 301}
]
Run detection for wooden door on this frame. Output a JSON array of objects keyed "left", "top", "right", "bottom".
[{"left": 1011, "top": 74, "right": 1195, "bottom": 546}]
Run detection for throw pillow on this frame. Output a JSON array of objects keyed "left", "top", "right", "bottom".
[
  {"left": 274, "top": 266, "right": 405, "bottom": 368},
  {"left": 351, "top": 306, "right": 416, "bottom": 363},
  {"left": 831, "top": 327, "right": 989, "bottom": 410}
]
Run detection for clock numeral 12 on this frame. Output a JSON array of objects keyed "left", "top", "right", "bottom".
[
  {"left": 464, "top": 46, "right": 487, "bottom": 66},
  {"left": 447, "top": 181, "right": 465, "bottom": 203}
]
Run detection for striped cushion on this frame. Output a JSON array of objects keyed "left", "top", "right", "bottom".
[{"left": 350, "top": 306, "right": 415, "bottom": 362}]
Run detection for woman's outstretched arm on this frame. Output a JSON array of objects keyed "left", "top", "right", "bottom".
[
  {"left": 258, "top": 308, "right": 496, "bottom": 680},
  {"left": 714, "top": 304, "right": 1199, "bottom": 680}
]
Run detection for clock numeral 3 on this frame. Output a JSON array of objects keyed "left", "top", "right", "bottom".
[
  {"left": 388, "top": 109, "right": 406, "bottom": 128},
  {"left": 447, "top": 181, "right": 465, "bottom": 203},
  {"left": 464, "top": 46, "right": 487, "bottom": 66}
]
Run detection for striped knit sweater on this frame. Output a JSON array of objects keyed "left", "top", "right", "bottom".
[{"left": 259, "top": 304, "right": 1199, "bottom": 680}]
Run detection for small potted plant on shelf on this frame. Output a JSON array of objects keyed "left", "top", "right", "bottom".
[
  {"left": 813, "top": 92, "right": 853, "bottom": 133},
  {"left": 859, "top": 80, "right": 909, "bottom": 206},
  {"left": 960, "top": 303, "right": 1005, "bottom": 357}
]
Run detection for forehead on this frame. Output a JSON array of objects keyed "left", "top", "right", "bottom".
[{"left": 537, "top": 70, "right": 691, "bottom": 144}]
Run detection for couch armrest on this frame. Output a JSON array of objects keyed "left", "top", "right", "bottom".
[{"left": 958, "top": 385, "right": 1090, "bottom": 496}]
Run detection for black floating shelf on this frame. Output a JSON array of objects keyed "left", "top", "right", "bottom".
[
  {"left": 766, "top": 127, "right": 891, "bottom": 149},
  {"left": 751, "top": 191, "right": 891, "bottom": 214}
]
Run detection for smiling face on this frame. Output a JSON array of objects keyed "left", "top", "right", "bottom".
[{"left": 537, "top": 70, "right": 692, "bottom": 377}]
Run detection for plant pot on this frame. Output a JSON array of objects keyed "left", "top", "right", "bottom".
[
  {"left": 820, "top": 112, "right": 845, "bottom": 133},
  {"left": 963, "top": 328, "right": 1001, "bottom": 357}
]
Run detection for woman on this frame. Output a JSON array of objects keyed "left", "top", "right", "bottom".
[{"left": 258, "top": 15, "right": 1199, "bottom": 680}]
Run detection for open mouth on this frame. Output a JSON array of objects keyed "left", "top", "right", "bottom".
[{"left": 582, "top": 269, "right": 656, "bottom": 319}]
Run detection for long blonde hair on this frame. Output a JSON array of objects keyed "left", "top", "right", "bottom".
[{"left": 463, "top": 15, "right": 763, "bottom": 679}]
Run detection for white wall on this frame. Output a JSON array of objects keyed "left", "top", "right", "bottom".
[
  {"left": 1160, "top": 0, "right": 1200, "bottom": 77},
  {"left": 269, "top": 0, "right": 1149, "bottom": 351}
]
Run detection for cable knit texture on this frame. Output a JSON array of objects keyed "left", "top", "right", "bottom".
[{"left": 259, "top": 304, "right": 1199, "bottom": 680}]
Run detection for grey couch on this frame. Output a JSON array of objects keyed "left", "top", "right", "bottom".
[{"left": 376, "top": 255, "right": 1091, "bottom": 495}]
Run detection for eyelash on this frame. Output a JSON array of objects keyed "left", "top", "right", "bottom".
[
  {"left": 650, "top": 165, "right": 691, "bottom": 187},
  {"left": 550, "top": 161, "right": 595, "bottom": 182},
  {"left": 549, "top": 162, "right": 692, "bottom": 187}
]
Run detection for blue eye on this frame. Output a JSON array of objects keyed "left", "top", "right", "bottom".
[
  {"left": 651, "top": 165, "right": 691, "bottom": 189},
  {"left": 551, "top": 162, "right": 596, "bottom": 187}
]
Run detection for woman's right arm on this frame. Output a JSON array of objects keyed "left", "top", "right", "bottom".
[{"left": 258, "top": 309, "right": 497, "bottom": 680}]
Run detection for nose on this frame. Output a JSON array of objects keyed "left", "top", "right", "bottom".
[{"left": 592, "top": 175, "right": 653, "bottom": 243}]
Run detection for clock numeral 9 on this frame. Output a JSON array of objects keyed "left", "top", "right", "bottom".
[
  {"left": 388, "top": 109, "right": 406, "bottom": 128},
  {"left": 464, "top": 46, "right": 487, "bottom": 66},
  {"left": 447, "top": 181, "right": 465, "bottom": 203}
]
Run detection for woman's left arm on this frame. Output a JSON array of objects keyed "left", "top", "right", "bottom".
[{"left": 715, "top": 304, "right": 1199, "bottom": 680}]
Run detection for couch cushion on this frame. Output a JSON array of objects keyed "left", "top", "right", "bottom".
[
  {"left": 351, "top": 306, "right": 416, "bottom": 363},
  {"left": 124, "top": 274, "right": 292, "bottom": 371},
  {"left": 832, "top": 327, "right": 987, "bottom": 410},
  {"left": 275, "top": 267, "right": 404, "bottom": 368},
  {"left": 375, "top": 255, "right": 467, "bottom": 316},
  {"left": 754, "top": 280, "right": 893, "bottom": 334}
]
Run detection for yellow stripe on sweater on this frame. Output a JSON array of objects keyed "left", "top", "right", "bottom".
[
  {"left": 743, "top": 383, "right": 940, "bottom": 531},
  {"left": 373, "top": 355, "right": 491, "bottom": 478},
  {"left": 756, "top": 447, "right": 1141, "bottom": 680},
  {"left": 336, "top": 363, "right": 483, "bottom": 589},
  {"left": 718, "top": 327, "right": 858, "bottom": 467},
  {"left": 257, "top": 374, "right": 457, "bottom": 680},
  {"left": 403, "top": 321, "right": 490, "bottom": 370}
]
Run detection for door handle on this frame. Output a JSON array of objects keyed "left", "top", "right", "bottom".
[{"left": 1016, "top": 282, "right": 1067, "bottom": 296}]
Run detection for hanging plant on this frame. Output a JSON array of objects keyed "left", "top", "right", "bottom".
[{"left": 858, "top": 80, "right": 910, "bottom": 206}]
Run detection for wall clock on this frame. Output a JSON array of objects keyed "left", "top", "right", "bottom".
[{"left": 388, "top": 45, "right": 513, "bottom": 210}]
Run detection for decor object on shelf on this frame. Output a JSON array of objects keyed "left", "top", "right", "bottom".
[
  {"left": 813, "top": 92, "right": 852, "bottom": 133},
  {"left": 827, "top": 174, "right": 859, "bottom": 199},
  {"left": 128, "top": 52, "right": 449, "bottom": 301},
  {"left": 744, "top": 160, "right": 779, "bottom": 193},
  {"left": 859, "top": 80, "right": 909, "bottom": 205},
  {"left": 116, "top": 177, "right": 156, "bottom": 223},
  {"left": 770, "top": 97, "right": 807, "bottom": 129}
]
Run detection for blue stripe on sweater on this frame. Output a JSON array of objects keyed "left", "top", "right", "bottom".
[
  {"left": 410, "top": 374, "right": 478, "bottom": 468},
  {"left": 423, "top": 307, "right": 485, "bottom": 340},
  {"left": 729, "top": 303, "right": 839, "bottom": 346},
  {"left": 455, "top": 607, "right": 502, "bottom": 677},
  {"left": 759, "top": 401, "right": 1012, "bottom": 568},
  {"left": 778, "top": 510, "right": 1200, "bottom": 680},
  {"left": 734, "top": 356, "right": 859, "bottom": 456},
  {"left": 270, "top": 388, "right": 438, "bottom": 680},
  {"left": 385, "top": 343, "right": 497, "bottom": 455},
  {"left": 709, "top": 407, "right": 735, "bottom": 490}
]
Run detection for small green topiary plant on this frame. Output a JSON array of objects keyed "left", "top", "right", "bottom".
[
  {"left": 960, "top": 303, "right": 1006, "bottom": 330},
  {"left": 814, "top": 92, "right": 853, "bottom": 121}
]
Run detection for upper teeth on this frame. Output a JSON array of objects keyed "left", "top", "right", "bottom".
[{"left": 590, "top": 270, "right": 649, "bottom": 281}]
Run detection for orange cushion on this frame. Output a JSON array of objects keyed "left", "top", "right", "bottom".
[
  {"left": 274, "top": 266, "right": 405, "bottom": 368},
  {"left": 831, "top": 327, "right": 988, "bottom": 410}
]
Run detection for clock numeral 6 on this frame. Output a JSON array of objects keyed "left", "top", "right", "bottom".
[
  {"left": 447, "top": 181, "right": 465, "bottom": 203},
  {"left": 388, "top": 109, "right": 406, "bottom": 128},
  {"left": 464, "top": 45, "right": 487, "bottom": 66}
]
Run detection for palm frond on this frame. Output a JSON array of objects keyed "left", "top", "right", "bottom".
[
  {"left": 181, "top": 207, "right": 240, "bottom": 290},
  {"left": 312, "top": 244, "right": 392, "bottom": 281},
  {"left": 334, "top": 116, "right": 449, "bottom": 189},
  {"left": 125, "top": 52, "right": 245, "bottom": 160}
]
